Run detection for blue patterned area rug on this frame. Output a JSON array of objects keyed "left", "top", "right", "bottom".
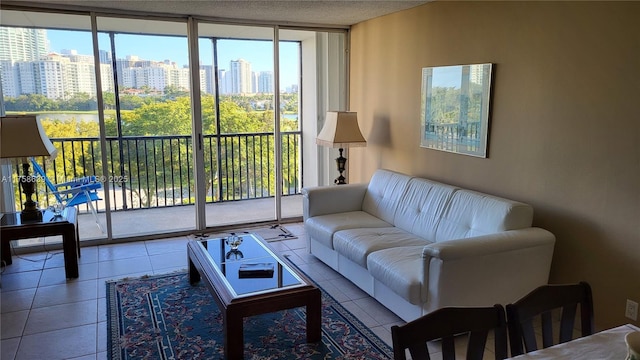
[{"left": 107, "top": 272, "right": 393, "bottom": 359}]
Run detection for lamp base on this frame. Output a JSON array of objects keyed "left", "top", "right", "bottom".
[
  {"left": 334, "top": 148, "right": 347, "bottom": 185},
  {"left": 19, "top": 162, "right": 43, "bottom": 222},
  {"left": 20, "top": 208, "right": 43, "bottom": 222}
]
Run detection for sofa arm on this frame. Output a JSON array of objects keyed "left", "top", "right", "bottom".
[
  {"left": 422, "top": 228, "right": 555, "bottom": 260},
  {"left": 420, "top": 228, "right": 556, "bottom": 311},
  {"left": 302, "top": 183, "right": 368, "bottom": 220}
]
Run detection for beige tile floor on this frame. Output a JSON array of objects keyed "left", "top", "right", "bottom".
[
  {"left": 1, "top": 222, "right": 511, "bottom": 360},
  {"left": 1, "top": 223, "right": 407, "bottom": 360}
]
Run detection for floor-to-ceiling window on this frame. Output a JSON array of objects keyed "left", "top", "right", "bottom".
[
  {"left": 0, "top": 5, "right": 348, "bottom": 246},
  {"left": 96, "top": 16, "right": 196, "bottom": 238},
  {"left": 197, "top": 23, "right": 280, "bottom": 227},
  {"left": 0, "top": 10, "right": 109, "bottom": 245},
  {"left": 278, "top": 38, "right": 304, "bottom": 218}
]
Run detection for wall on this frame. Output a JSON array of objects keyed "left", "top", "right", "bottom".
[{"left": 349, "top": 1, "right": 639, "bottom": 329}]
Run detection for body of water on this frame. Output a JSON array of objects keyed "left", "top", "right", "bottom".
[{"left": 37, "top": 113, "right": 101, "bottom": 123}]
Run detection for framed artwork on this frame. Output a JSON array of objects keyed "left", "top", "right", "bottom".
[{"left": 420, "top": 63, "right": 493, "bottom": 157}]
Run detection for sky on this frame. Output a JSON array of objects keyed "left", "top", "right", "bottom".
[
  {"left": 430, "top": 66, "right": 463, "bottom": 88},
  {"left": 47, "top": 30, "right": 300, "bottom": 87}
]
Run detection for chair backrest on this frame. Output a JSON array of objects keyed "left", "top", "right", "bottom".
[
  {"left": 30, "top": 158, "right": 64, "bottom": 203},
  {"left": 391, "top": 305, "right": 508, "bottom": 360},
  {"left": 505, "top": 281, "right": 594, "bottom": 356}
]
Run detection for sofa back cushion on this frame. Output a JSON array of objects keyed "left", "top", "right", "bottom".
[
  {"left": 394, "top": 178, "right": 457, "bottom": 242},
  {"left": 362, "top": 169, "right": 412, "bottom": 224},
  {"left": 434, "top": 189, "right": 534, "bottom": 242}
]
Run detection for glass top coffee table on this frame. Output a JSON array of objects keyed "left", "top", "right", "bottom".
[{"left": 187, "top": 233, "right": 321, "bottom": 359}]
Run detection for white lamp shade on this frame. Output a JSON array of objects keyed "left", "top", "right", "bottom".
[
  {"left": 316, "top": 111, "right": 367, "bottom": 148},
  {"left": 1, "top": 115, "right": 58, "bottom": 161}
]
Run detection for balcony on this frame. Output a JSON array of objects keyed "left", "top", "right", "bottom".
[
  {"left": 75, "top": 195, "right": 303, "bottom": 239},
  {"left": 8, "top": 131, "right": 303, "bottom": 245}
]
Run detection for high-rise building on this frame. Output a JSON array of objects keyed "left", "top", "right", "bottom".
[
  {"left": 200, "top": 65, "right": 214, "bottom": 94},
  {"left": 0, "top": 27, "right": 48, "bottom": 62},
  {"left": 99, "top": 50, "right": 112, "bottom": 64},
  {"left": 100, "top": 63, "right": 114, "bottom": 92},
  {"left": 252, "top": 72, "right": 258, "bottom": 94},
  {"left": 0, "top": 27, "right": 49, "bottom": 97},
  {"left": 229, "top": 59, "right": 252, "bottom": 94},
  {"left": 257, "top": 71, "right": 273, "bottom": 93},
  {"left": 1, "top": 27, "right": 209, "bottom": 99},
  {"left": 218, "top": 69, "right": 230, "bottom": 94},
  {"left": 36, "top": 58, "right": 68, "bottom": 99},
  {"left": 469, "top": 65, "right": 487, "bottom": 85},
  {"left": 0, "top": 60, "right": 20, "bottom": 97},
  {"left": 168, "top": 67, "right": 191, "bottom": 92}
]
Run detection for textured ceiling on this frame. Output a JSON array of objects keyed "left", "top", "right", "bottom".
[{"left": 4, "top": 1, "right": 433, "bottom": 26}]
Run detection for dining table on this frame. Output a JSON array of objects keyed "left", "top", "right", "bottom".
[{"left": 507, "top": 323, "right": 640, "bottom": 359}]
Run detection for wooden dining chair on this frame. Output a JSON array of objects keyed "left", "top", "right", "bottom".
[
  {"left": 391, "top": 304, "right": 508, "bottom": 360},
  {"left": 505, "top": 281, "right": 594, "bottom": 356}
]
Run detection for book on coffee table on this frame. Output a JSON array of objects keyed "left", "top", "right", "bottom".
[{"left": 238, "top": 262, "right": 275, "bottom": 278}]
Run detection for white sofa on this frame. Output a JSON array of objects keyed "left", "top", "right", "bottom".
[{"left": 302, "top": 169, "right": 555, "bottom": 322}]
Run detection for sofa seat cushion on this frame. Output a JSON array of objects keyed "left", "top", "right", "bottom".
[
  {"left": 333, "top": 227, "right": 432, "bottom": 267},
  {"left": 367, "top": 246, "right": 426, "bottom": 305},
  {"left": 305, "top": 211, "right": 391, "bottom": 249}
]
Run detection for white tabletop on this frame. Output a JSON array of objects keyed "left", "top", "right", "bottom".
[{"left": 507, "top": 324, "right": 640, "bottom": 359}]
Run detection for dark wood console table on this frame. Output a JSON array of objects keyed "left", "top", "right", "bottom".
[{"left": 1, "top": 207, "right": 79, "bottom": 278}]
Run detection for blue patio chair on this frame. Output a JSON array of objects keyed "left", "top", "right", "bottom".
[{"left": 30, "top": 158, "right": 104, "bottom": 232}]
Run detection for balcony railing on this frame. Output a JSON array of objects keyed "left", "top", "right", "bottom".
[
  {"left": 423, "top": 122, "right": 483, "bottom": 152},
  {"left": 11, "top": 131, "right": 301, "bottom": 212}
]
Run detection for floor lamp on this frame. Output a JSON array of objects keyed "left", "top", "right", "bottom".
[
  {"left": 316, "top": 111, "right": 367, "bottom": 185},
  {"left": 1, "top": 115, "right": 58, "bottom": 222}
]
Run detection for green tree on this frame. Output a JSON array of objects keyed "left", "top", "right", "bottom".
[
  {"left": 14, "top": 91, "right": 301, "bottom": 209},
  {"left": 163, "top": 85, "right": 189, "bottom": 100},
  {"left": 119, "top": 94, "right": 146, "bottom": 110},
  {"left": 60, "top": 92, "right": 97, "bottom": 111},
  {"left": 4, "top": 94, "right": 58, "bottom": 112},
  {"left": 122, "top": 97, "right": 192, "bottom": 136},
  {"left": 102, "top": 92, "right": 116, "bottom": 110}
]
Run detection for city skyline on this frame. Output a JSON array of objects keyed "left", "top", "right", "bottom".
[
  {"left": 1, "top": 27, "right": 299, "bottom": 100},
  {"left": 47, "top": 29, "right": 299, "bottom": 88}
]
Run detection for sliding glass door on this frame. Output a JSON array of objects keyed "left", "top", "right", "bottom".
[
  {"left": 278, "top": 31, "right": 305, "bottom": 218},
  {"left": 197, "top": 24, "right": 279, "bottom": 227},
  {"left": 96, "top": 17, "right": 196, "bottom": 237},
  {"left": 0, "top": 10, "right": 109, "bottom": 242},
  {"left": 1, "top": 5, "right": 348, "bottom": 242}
]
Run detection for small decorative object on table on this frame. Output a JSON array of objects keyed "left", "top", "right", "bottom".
[
  {"left": 239, "top": 263, "right": 275, "bottom": 278},
  {"left": 225, "top": 233, "right": 243, "bottom": 249},
  {"left": 48, "top": 203, "right": 64, "bottom": 218}
]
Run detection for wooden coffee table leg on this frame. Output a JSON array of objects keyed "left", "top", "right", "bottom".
[
  {"left": 224, "top": 309, "right": 244, "bottom": 359},
  {"left": 306, "top": 288, "right": 322, "bottom": 342},
  {"left": 188, "top": 257, "right": 201, "bottom": 284}
]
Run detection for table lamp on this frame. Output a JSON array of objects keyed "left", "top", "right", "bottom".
[
  {"left": 316, "top": 111, "right": 366, "bottom": 184},
  {"left": 1, "top": 115, "right": 58, "bottom": 221}
]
